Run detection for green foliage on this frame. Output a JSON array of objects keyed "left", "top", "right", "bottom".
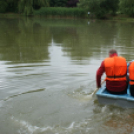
[
  {"left": 6, "top": 0, "right": 18, "bottom": 12},
  {"left": 18, "top": 0, "right": 49, "bottom": 15},
  {"left": 49, "top": 0, "right": 68, "bottom": 7},
  {"left": 0, "top": 0, "right": 8, "bottom": 13},
  {"left": 119, "top": 0, "right": 134, "bottom": 17},
  {"left": 33, "top": 0, "right": 49, "bottom": 10},
  {"left": 33, "top": 1, "right": 41, "bottom": 10},
  {"left": 36, "top": 0, "right": 49, "bottom": 7},
  {"left": 18, "top": 0, "right": 33, "bottom": 14},
  {"left": 78, "top": 0, "right": 119, "bottom": 19},
  {"left": 108, "top": 0, "right": 119, "bottom": 15},
  {"left": 49, "top": 0, "right": 55, "bottom": 7},
  {"left": 34, "top": 7, "right": 86, "bottom": 17},
  {"left": 78, "top": 0, "right": 104, "bottom": 18},
  {"left": 100, "top": 0, "right": 119, "bottom": 15}
]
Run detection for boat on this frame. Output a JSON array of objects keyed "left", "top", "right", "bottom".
[{"left": 96, "top": 84, "right": 134, "bottom": 108}]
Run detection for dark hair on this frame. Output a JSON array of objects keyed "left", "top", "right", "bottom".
[{"left": 109, "top": 49, "right": 117, "bottom": 54}]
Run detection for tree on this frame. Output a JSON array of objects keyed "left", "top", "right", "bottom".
[
  {"left": 6, "top": 0, "right": 18, "bottom": 12},
  {"left": 49, "top": 0, "right": 68, "bottom": 7},
  {"left": 67, "top": 0, "right": 79, "bottom": 7},
  {"left": 18, "top": 0, "right": 33, "bottom": 15},
  {"left": 0, "top": 0, "right": 8, "bottom": 13},
  {"left": 18, "top": 0, "right": 49, "bottom": 15},
  {"left": 119, "top": 0, "right": 134, "bottom": 17},
  {"left": 78, "top": 0, "right": 104, "bottom": 18},
  {"left": 49, "top": 0, "right": 55, "bottom": 7},
  {"left": 108, "top": 0, "right": 119, "bottom": 15},
  {"left": 78, "top": 0, "right": 119, "bottom": 19}
]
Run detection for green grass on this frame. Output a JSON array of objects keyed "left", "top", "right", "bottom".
[
  {"left": 106, "top": 14, "right": 134, "bottom": 21},
  {"left": 33, "top": 7, "right": 87, "bottom": 18}
]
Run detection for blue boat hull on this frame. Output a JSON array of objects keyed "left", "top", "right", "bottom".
[{"left": 96, "top": 85, "right": 134, "bottom": 108}]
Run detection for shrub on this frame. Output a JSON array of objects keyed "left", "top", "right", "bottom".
[
  {"left": 0, "top": 0, "right": 8, "bottom": 13},
  {"left": 49, "top": 0, "right": 68, "bottom": 7},
  {"left": 6, "top": 0, "right": 18, "bottom": 12},
  {"left": 34, "top": 7, "right": 86, "bottom": 17},
  {"left": 67, "top": 0, "right": 79, "bottom": 7},
  {"left": 78, "top": 0, "right": 119, "bottom": 19},
  {"left": 119, "top": 0, "right": 134, "bottom": 17}
]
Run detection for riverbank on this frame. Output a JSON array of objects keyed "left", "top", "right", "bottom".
[
  {"left": 106, "top": 14, "right": 134, "bottom": 22},
  {"left": 33, "top": 7, "right": 86, "bottom": 18},
  {"left": 0, "top": 12, "right": 134, "bottom": 22}
]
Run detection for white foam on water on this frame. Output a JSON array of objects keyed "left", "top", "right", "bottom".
[
  {"left": 68, "top": 122, "right": 75, "bottom": 129},
  {"left": 11, "top": 116, "right": 56, "bottom": 134},
  {"left": 11, "top": 116, "right": 93, "bottom": 134},
  {"left": 0, "top": 100, "right": 4, "bottom": 108},
  {"left": 67, "top": 91, "right": 94, "bottom": 102},
  {"left": 101, "top": 106, "right": 107, "bottom": 113},
  {"left": 40, "top": 126, "right": 54, "bottom": 132}
]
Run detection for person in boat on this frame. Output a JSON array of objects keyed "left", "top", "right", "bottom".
[
  {"left": 96, "top": 49, "right": 128, "bottom": 94},
  {"left": 128, "top": 61, "right": 134, "bottom": 96}
]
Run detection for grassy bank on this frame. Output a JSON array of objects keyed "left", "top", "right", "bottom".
[
  {"left": 33, "top": 7, "right": 87, "bottom": 18},
  {"left": 106, "top": 14, "right": 134, "bottom": 22},
  {"left": 0, "top": 9, "right": 134, "bottom": 22}
]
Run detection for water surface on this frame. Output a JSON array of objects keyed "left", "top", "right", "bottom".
[{"left": 0, "top": 17, "right": 134, "bottom": 134}]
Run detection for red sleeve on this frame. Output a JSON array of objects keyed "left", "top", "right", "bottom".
[{"left": 96, "top": 61, "right": 105, "bottom": 88}]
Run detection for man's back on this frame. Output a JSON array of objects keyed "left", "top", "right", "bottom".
[{"left": 96, "top": 49, "right": 127, "bottom": 94}]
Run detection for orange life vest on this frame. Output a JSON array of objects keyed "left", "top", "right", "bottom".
[
  {"left": 129, "top": 61, "right": 134, "bottom": 85},
  {"left": 104, "top": 56, "right": 127, "bottom": 81}
]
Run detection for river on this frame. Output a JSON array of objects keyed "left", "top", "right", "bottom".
[{"left": 0, "top": 16, "right": 134, "bottom": 134}]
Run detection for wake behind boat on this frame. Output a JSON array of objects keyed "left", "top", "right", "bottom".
[{"left": 96, "top": 84, "right": 134, "bottom": 108}]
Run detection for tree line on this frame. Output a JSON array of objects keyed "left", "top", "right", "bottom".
[
  {"left": 0, "top": 0, "right": 134, "bottom": 18},
  {"left": 78, "top": 0, "right": 134, "bottom": 18}
]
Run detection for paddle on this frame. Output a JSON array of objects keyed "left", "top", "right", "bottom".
[
  {"left": 91, "top": 79, "right": 105, "bottom": 96},
  {"left": 84, "top": 79, "right": 105, "bottom": 100}
]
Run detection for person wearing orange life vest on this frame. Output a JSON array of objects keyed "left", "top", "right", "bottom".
[
  {"left": 128, "top": 61, "right": 134, "bottom": 96},
  {"left": 96, "top": 49, "right": 128, "bottom": 94}
]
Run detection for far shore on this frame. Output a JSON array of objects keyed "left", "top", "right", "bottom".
[{"left": 0, "top": 13, "right": 134, "bottom": 22}]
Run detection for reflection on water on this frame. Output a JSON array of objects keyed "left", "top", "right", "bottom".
[{"left": 0, "top": 17, "right": 134, "bottom": 134}]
